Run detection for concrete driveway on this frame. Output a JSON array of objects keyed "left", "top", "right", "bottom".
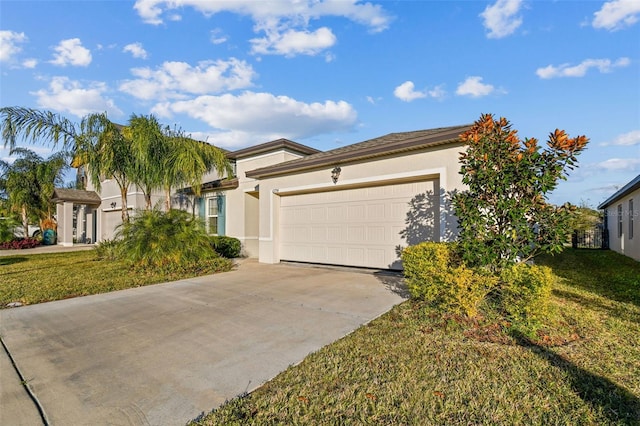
[{"left": 0, "top": 259, "right": 406, "bottom": 425}]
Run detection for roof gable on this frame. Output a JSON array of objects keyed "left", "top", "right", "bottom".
[
  {"left": 227, "top": 138, "right": 320, "bottom": 160},
  {"left": 51, "top": 188, "right": 102, "bottom": 205}
]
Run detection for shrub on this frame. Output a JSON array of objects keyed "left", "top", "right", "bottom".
[
  {"left": 210, "top": 235, "right": 242, "bottom": 258},
  {"left": 499, "top": 263, "right": 555, "bottom": 328},
  {"left": 402, "top": 242, "right": 497, "bottom": 317},
  {"left": 94, "top": 239, "right": 123, "bottom": 261},
  {"left": 115, "top": 208, "right": 220, "bottom": 273},
  {"left": 0, "top": 237, "right": 41, "bottom": 250},
  {"left": 0, "top": 217, "right": 20, "bottom": 243}
]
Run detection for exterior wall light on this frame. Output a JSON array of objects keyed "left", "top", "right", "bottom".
[{"left": 331, "top": 166, "right": 341, "bottom": 184}]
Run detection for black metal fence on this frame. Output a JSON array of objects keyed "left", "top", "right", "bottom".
[{"left": 572, "top": 228, "right": 608, "bottom": 249}]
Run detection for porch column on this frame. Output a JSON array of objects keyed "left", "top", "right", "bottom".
[
  {"left": 77, "top": 205, "right": 87, "bottom": 243},
  {"left": 57, "top": 201, "right": 74, "bottom": 246}
]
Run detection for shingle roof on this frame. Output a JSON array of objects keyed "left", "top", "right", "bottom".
[
  {"left": 227, "top": 138, "right": 321, "bottom": 160},
  {"left": 597, "top": 174, "right": 640, "bottom": 209},
  {"left": 179, "top": 177, "right": 239, "bottom": 194},
  {"left": 245, "top": 124, "right": 471, "bottom": 179},
  {"left": 51, "top": 188, "right": 102, "bottom": 205}
]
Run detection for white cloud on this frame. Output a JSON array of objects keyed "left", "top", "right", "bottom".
[
  {"left": 32, "top": 76, "right": 122, "bottom": 118},
  {"left": 151, "top": 91, "right": 357, "bottom": 148},
  {"left": 394, "top": 81, "right": 446, "bottom": 102},
  {"left": 536, "top": 57, "right": 630, "bottom": 79},
  {"left": 427, "top": 85, "right": 446, "bottom": 100},
  {"left": 22, "top": 58, "right": 38, "bottom": 68},
  {"left": 593, "top": 0, "right": 640, "bottom": 30},
  {"left": 119, "top": 58, "right": 256, "bottom": 101},
  {"left": 133, "top": 0, "right": 390, "bottom": 57},
  {"left": 394, "top": 81, "right": 426, "bottom": 102},
  {"left": 123, "top": 42, "right": 148, "bottom": 59},
  {"left": 480, "top": 0, "right": 524, "bottom": 39},
  {"left": 601, "top": 129, "right": 640, "bottom": 146},
  {"left": 50, "top": 38, "right": 92, "bottom": 67},
  {"left": 210, "top": 29, "right": 228, "bottom": 45},
  {"left": 455, "top": 76, "right": 495, "bottom": 98},
  {"left": 134, "top": 0, "right": 390, "bottom": 30},
  {"left": 592, "top": 158, "right": 640, "bottom": 172},
  {"left": 251, "top": 27, "right": 337, "bottom": 57},
  {"left": 0, "top": 30, "right": 27, "bottom": 62}
]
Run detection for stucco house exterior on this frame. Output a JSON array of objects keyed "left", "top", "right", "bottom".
[
  {"left": 598, "top": 174, "right": 639, "bottom": 261},
  {"left": 53, "top": 124, "right": 471, "bottom": 270}
]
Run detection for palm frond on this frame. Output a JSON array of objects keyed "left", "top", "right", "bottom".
[{"left": 0, "top": 106, "right": 79, "bottom": 149}]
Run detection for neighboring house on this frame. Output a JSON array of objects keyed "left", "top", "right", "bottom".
[
  {"left": 53, "top": 124, "right": 471, "bottom": 270},
  {"left": 598, "top": 174, "right": 639, "bottom": 261}
]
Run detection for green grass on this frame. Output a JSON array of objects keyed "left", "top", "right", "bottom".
[
  {"left": 0, "top": 250, "right": 233, "bottom": 307},
  {"left": 193, "top": 249, "right": 640, "bottom": 425}
]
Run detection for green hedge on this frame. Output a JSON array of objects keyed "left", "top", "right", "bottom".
[
  {"left": 401, "top": 242, "right": 497, "bottom": 317},
  {"left": 499, "top": 263, "right": 555, "bottom": 327},
  {"left": 210, "top": 236, "right": 242, "bottom": 258}
]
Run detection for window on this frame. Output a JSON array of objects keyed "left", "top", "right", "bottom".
[
  {"left": 204, "top": 194, "right": 225, "bottom": 235},
  {"left": 630, "top": 199, "right": 634, "bottom": 239},
  {"left": 618, "top": 204, "right": 623, "bottom": 238}
]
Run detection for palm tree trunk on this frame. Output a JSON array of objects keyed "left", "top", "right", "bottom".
[
  {"left": 165, "top": 187, "right": 172, "bottom": 211},
  {"left": 120, "top": 187, "right": 129, "bottom": 223},
  {"left": 21, "top": 205, "right": 29, "bottom": 238}
]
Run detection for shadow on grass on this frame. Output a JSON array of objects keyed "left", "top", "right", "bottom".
[
  {"left": 553, "top": 288, "right": 640, "bottom": 325},
  {"left": 0, "top": 257, "right": 27, "bottom": 266},
  {"left": 513, "top": 330, "right": 640, "bottom": 423},
  {"left": 538, "top": 249, "right": 640, "bottom": 308}
]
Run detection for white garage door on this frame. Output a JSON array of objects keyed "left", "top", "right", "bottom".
[{"left": 279, "top": 181, "right": 435, "bottom": 269}]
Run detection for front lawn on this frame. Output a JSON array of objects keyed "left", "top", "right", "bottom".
[
  {"left": 193, "top": 249, "right": 640, "bottom": 425},
  {"left": 0, "top": 250, "right": 233, "bottom": 307}
]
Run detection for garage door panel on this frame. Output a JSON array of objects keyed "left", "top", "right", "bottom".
[{"left": 279, "top": 181, "right": 435, "bottom": 269}]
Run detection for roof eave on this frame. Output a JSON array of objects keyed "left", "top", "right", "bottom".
[
  {"left": 597, "top": 174, "right": 640, "bottom": 209},
  {"left": 246, "top": 127, "right": 468, "bottom": 179}
]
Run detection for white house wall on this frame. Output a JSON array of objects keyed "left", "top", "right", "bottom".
[
  {"left": 255, "top": 143, "right": 465, "bottom": 266},
  {"left": 605, "top": 187, "right": 639, "bottom": 261},
  {"left": 224, "top": 149, "right": 308, "bottom": 258}
]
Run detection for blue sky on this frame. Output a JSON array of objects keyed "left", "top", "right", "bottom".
[{"left": 1, "top": 0, "right": 639, "bottom": 207}]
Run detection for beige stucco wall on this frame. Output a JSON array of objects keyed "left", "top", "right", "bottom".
[
  {"left": 254, "top": 143, "right": 465, "bottom": 264},
  {"left": 215, "top": 149, "right": 307, "bottom": 258},
  {"left": 605, "top": 187, "right": 639, "bottom": 261}
]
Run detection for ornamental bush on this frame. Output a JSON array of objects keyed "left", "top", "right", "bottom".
[
  {"left": 209, "top": 235, "right": 242, "bottom": 258},
  {"left": 115, "top": 208, "right": 221, "bottom": 273},
  {"left": 0, "top": 237, "right": 41, "bottom": 250},
  {"left": 453, "top": 114, "right": 588, "bottom": 272},
  {"left": 402, "top": 242, "right": 497, "bottom": 317},
  {"left": 499, "top": 263, "right": 555, "bottom": 327}
]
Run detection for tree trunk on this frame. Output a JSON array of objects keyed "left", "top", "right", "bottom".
[
  {"left": 21, "top": 205, "right": 29, "bottom": 238},
  {"left": 165, "top": 186, "right": 172, "bottom": 211},
  {"left": 120, "top": 187, "right": 129, "bottom": 223}
]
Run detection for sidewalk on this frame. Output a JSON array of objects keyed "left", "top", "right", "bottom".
[{"left": 0, "top": 244, "right": 95, "bottom": 257}]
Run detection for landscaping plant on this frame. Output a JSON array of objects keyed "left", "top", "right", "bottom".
[
  {"left": 453, "top": 113, "right": 588, "bottom": 272},
  {"left": 114, "top": 208, "right": 226, "bottom": 273},
  {"left": 209, "top": 235, "right": 242, "bottom": 258},
  {"left": 402, "top": 242, "right": 497, "bottom": 317}
]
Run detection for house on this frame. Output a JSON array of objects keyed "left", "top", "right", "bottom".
[
  {"left": 53, "top": 124, "right": 471, "bottom": 270},
  {"left": 598, "top": 174, "right": 639, "bottom": 261}
]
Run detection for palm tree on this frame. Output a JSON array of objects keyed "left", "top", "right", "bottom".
[
  {"left": 75, "top": 114, "right": 135, "bottom": 223},
  {"left": 0, "top": 107, "right": 134, "bottom": 223},
  {"left": 163, "top": 129, "right": 232, "bottom": 211},
  {"left": 0, "top": 147, "right": 68, "bottom": 236},
  {"left": 125, "top": 114, "right": 168, "bottom": 210}
]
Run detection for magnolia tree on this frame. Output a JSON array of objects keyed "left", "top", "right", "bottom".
[{"left": 453, "top": 114, "right": 588, "bottom": 272}]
